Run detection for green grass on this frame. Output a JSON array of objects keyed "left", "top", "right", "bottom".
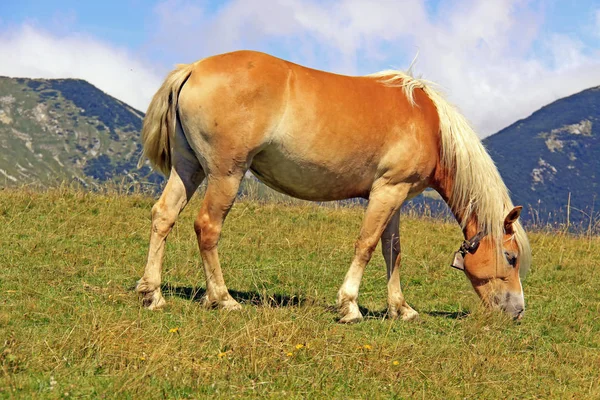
[{"left": 1, "top": 187, "right": 599, "bottom": 398}]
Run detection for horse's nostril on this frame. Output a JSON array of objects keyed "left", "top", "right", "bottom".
[{"left": 514, "top": 308, "right": 524, "bottom": 320}]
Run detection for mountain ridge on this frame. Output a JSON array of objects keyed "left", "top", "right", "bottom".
[
  {"left": 0, "top": 75, "right": 161, "bottom": 188},
  {"left": 482, "top": 85, "right": 600, "bottom": 226}
]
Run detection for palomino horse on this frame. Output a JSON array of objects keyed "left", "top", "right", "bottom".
[{"left": 136, "top": 50, "right": 531, "bottom": 322}]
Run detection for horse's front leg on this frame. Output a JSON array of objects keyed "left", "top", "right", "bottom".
[
  {"left": 337, "top": 183, "right": 410, "bottom": 323},
  {"left": 136, "top": 157, "right": 205, "bottom": 309},
  {"left": 381, "top": 209, "right": 419, "bottom": 321}
]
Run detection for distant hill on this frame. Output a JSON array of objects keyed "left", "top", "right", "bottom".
[
  {"left": 0, "top": 76, "right": 161, "bottom": 188},
  {"left": 483, "top": 86, "right": 600, "bottom": 227}
]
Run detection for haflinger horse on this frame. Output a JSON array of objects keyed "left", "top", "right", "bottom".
[{"left": 136, "top": 50, "right": 531, "bottom": 323}]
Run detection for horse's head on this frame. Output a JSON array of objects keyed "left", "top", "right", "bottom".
[{"left": 452, "top": 206, "right": 527, "bottom": 319}]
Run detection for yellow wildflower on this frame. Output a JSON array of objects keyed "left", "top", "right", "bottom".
[
  {"left": 363, "top": 344, "right": 372, "bottom": 350},
  {"left": 295, "top": 344, "right": 304, "bottom": 350},
  {"left": 169, "top": 327, "right": 179, "bottom": 333},
  {"left": 392, "top": 360, "right": 399, "bottom": 366},
  {"left": 286, "top": 352, "right": 293, "bottom": 357},
  {"left": 218, "top": 352, "right": 228, "bottom": 359}
]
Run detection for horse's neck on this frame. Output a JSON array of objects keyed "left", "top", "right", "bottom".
[{"left": 431, "top": 164, "right": 479, "bottom": 239}]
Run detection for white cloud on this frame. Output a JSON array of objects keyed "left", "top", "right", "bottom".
[
  {"left": 0, "top": 24, "right": 161, "bottom": 112},
  {"left": 2, "top": 2, "right": 599, "bottom": 136},
  {"left": 150, "top": 0, "right": 600, "bottom": 136}
]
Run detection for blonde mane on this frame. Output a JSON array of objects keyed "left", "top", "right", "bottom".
[{"left": 369, "top": 70, "right": 531, "bottom": 276}]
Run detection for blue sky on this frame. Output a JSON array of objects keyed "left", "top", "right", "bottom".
[{"left": 1, "top": 0, "right": 599, "bottom": 136}]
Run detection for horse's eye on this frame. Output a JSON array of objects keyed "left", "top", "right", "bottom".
[{"left": 504, "top": 251, "right": 517, "bottom": 267}]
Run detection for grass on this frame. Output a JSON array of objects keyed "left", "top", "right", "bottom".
[{"left": 1, "top": 186, "right": 599, "bottom": 398}]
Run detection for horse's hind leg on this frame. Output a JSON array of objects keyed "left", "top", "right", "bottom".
[
  {"left": 381, "top": 209, "right": 419, "bottom": 321},
  {"left": 337, "top": 183, "right": 410, "bottom": 323},
  {"left": 194, "top": 172, "right": 244, "bottom": 310},
  {"left": 136, "top": 155, "right": 205, "bottom": 309}
]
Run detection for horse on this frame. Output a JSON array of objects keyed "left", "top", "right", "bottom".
[{"left": 135, "top": 50, "right": 531, "bottom": 323}]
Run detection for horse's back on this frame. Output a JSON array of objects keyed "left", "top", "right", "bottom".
[{"left": 177, "top": 51, "right": 441, "bottom": 200}]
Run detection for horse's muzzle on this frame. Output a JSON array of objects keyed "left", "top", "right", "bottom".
[{"left": 496, "top": 291, "right": 525, "bottom": 320}]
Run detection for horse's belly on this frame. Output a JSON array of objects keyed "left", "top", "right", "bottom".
[{"left": 250, "top": 147, "right": 374, "bottom": 201}]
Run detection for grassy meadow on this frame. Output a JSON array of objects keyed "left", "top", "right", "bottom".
[{"left": 1, "top": 185, "right": 599, "bottom": 398}]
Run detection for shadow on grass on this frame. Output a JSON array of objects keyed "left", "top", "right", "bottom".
[
  {"left": 161, "top": 283, "right": 306, "bottom": 308},
  {"left": 359, "top": 306, "right": 388, "bottom": 320},
  {"left": 356, "top": 307, "right": 470, "bottom": 321},
  {"left": 322, "top": 306, "right": 470, "bottom": 322},
  {"left": 158, "top": 283, "right": 469, "bottom": 320}
]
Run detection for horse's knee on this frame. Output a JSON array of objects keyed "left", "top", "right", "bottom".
[
  {"left": 151, "top": 203, "right": 176, "bottom": 236},
  {"left": 193, "top": 213, "right": 205, "bottom": 236},
  {"left": 354, "top": 239, "right": 377, "bottom": 263},
  {"left": 194, "top": 213, "right": 220, "bottom": 251}
]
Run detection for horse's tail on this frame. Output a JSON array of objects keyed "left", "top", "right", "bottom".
[{"left": 138, "top": 63, "right": 196, "bottom": 175}]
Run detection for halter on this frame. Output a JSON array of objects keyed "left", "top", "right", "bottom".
[{"left": 450, "top": 231, "right": 485, "bottom": 271}]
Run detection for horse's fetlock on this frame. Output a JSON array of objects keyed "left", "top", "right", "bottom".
[
  {"left": 337, "top": 287, "right": 355, "bottom": 301},
  {"left": 337, "top": 289, "right": 357, "bottom": 313},
  {"left": 136, "top": 279, "right": 158, "bottom": 294}
]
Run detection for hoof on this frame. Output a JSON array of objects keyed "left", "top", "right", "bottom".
[
  {"left": 401, "top": 308, "right": 419, "bottom": 322},
  {"left": 336, "top": 292, "right": 362, "bottom": 324},
  {"left": 388, "top": 304, "right": 419, "bottom": 321},
  {"left": 201, "top": 294, "right": 241, "bottom": 311},
  {"left": 221, "top": 298, "right": 242, "bottom": 311},
  {"left": 140, "top": 290, "right": 166, "bottom": 310},
  {"left": 136, "top": 280, "right": 166, "bottom": 310},
  {"left": 339, "top": 312, "right": 364, "bottom": 324}
]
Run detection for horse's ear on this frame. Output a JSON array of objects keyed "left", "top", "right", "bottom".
[{"left": 504, "top": 206, "right": 522, "bottom": 234}]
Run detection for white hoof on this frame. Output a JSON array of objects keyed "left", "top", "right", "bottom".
[
  {"left": 388, "top": 302, "right": 419, "bottom": 321},
  {"left": 136, "top": 279, "right": 166, "bottom": 310},
  {"left": 339, "top": 311, "right": 364, "bottom": 324},
  {"left": 221, "top": 298, "right": 242, "bottom": 311},
  {"left": 401, "top": 307, "right": 419, "bottom": 322},
  {"left": 337, "top": 297, "right": 363, "bottom": 324},
  {"left": 138, "top": 288, "right": 166, "bottom": 310},
  {"left": 201, "top": 294, "right": 241, "bottom": 311}
]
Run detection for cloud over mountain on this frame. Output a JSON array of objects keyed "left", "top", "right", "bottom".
[
  {"left": 0, "top": 24, "right": 161, "bottom": 113},
  {"left": 1, "top": 1, "right": 599, "bottom": 137}
]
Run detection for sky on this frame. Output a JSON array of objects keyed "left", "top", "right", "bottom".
[{"left": 1, "top": 0, "right": 599, "bottom": 137}]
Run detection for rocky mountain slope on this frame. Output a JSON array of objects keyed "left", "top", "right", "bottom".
[
  {"left": 483, "top": 86, "right": 600, "bottom": 226},
  {"left": 0, "top": 76, "right": 161, "bottom": 188}
]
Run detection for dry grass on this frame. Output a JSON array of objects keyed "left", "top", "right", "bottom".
[{"left": 1, "top": 186, "right": 599, "bottom": 398}]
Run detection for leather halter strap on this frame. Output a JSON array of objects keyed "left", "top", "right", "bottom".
[{"left": 451, "top": 231, "right": 486, "bottom": 271}]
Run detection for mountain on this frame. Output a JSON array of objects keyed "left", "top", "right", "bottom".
[
  {"left": 483, "top": 86, "right": 600, "bottom": 226},
  {"left": 0, "top": 76, "right": 161, "bottom": 188}
]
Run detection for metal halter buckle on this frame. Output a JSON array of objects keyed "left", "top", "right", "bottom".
[{"left": 451, "top": 231, "right": 485, "bottom": 271}]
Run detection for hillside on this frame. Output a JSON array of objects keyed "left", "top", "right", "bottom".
[
  {"left": 483, "top": 86, "right": 600, "bottom": 225},
  {"left": 0, "top": 76, "right": 161, "bottom": 187}
]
